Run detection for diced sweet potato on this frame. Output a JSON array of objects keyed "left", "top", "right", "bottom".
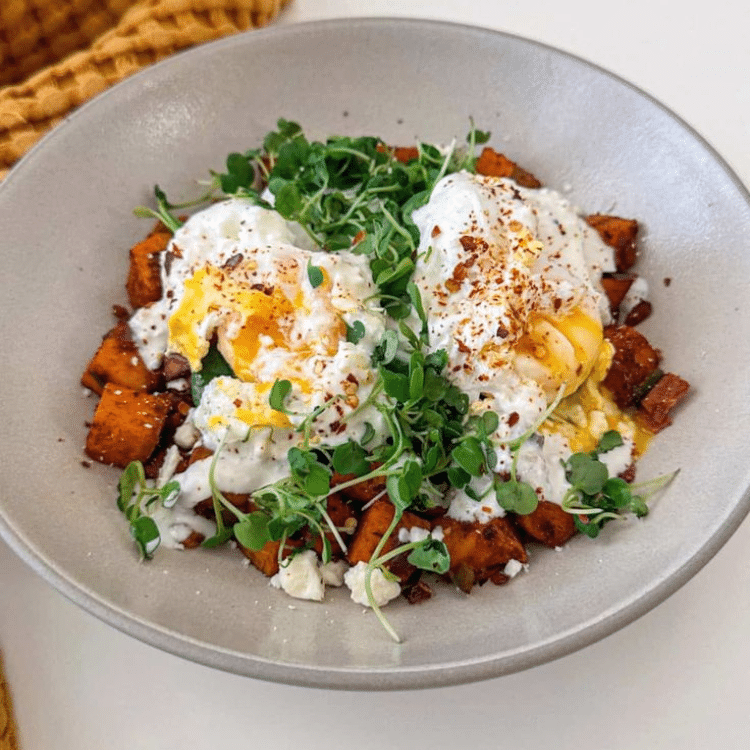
[
  {"left": 376, "top": 143, "right": 420, "bottom": 164},
  {"left": 603, "top": 325, "right": 661, "bottom": 408},
  {"left": 439, "top": 517, "right": 527, "bottom": 585},
  {"left": 638, "top": 372, "right": 690, "bottom": 433},
  {"left": 238, "top": 537, "right": 304, "bottom": 577},
  {"left": 180, "top": 531, "right": 205, "bottom": 549},
  {"left": 586, "top": 215, "right": 639, "bottom": 272},
  {"left": 513, "top": 501, "right": 576, "bottom": 548},
  {"left": 600, "top": 274, "right": 636, "bottom": 314},
  {"left": 240, "top": 539, "right": 284, "bottom": 577},
  {"left": 331, "top": 467, "right": 387, "bottom": 504},
  {"left": 126, "top": 231, "right": 169, "bottom": 308},
  {"left": 81, "top": 321, "right": 161, "bottom": 395},
  {"left": 475, "top": 147, "right": 542, "bottom": 188},
  {"left": 347, "top": 500, "right": 430, "bottom": 580},
  {"left": 85, "top": 383, "right": 171, "bottom": 467},
  {"left": 393, "top": 146, "right": 419, "bottom": 163},
  {"left": 304, "top": 493, "right": 358, "bottom": 558},
  {"left": 624, "top": 299, "right": 653, "bottom": 326}
]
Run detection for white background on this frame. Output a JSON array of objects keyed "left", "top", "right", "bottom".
[{"left": 3, "top": 1, "right": 750, "bottom": 747}]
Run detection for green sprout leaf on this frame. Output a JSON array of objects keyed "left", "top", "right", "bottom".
[
  {"left": 597, "top": 430, "right": 624, "bottom": 453},
  {"left": 451, "top": 437, "right": 485, "bottom": 477},
  {"left": 495, "top": 479, "right": 539, "bottom": 515},
  {"left": 407, "top": 539, "right": 450, "bottom": 574},
  {"left": 345, "top": 320, "right": 366, "bottom": 344},
  {"left": 117, "top": 461, "right": 142, "bottom": 512},
  {"left": 269, "top": 379, "right": 293, "bottom": 413},
  {"left": 332, "top": 441, "right": 370, "bottom": 477},
  {"left": 307, "top": 260, "right": 324, "bottom": 288},
  {"left": 191, "top": 343, "right": 234, "bottom": 405},
  {"left": 129, "top": 516, "right": 160, "bottom": 560},
  {"left": 233, "top": 513, "right": 273, "bottom": 550},
  {"left": 565, "top": 452, "right": 609, "bottom": 496}
]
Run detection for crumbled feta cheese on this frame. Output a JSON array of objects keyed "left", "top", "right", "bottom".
[
  {"left": 503, "top": 559, "right": 528, "bottom": 578},
  {"left": 320, "top": 559, "right": 348, "bottom": 587},
  {"left": 269, "top": 550, "right": 324, "bottom": 601},
  {"left": 397, "top": 526, "right": 431, "bottom": 544},
  {"left": 344, "top": 561, "right": 401, "bottom": 607}
]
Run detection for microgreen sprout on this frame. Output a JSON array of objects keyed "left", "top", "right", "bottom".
[
  {"left": 345, "top": 320, "right": 366, "bottom": 344},
  {"left": 117, "top": 460, "right": 180, "bottom": 559},
  {"left": 561, "top": 430, "right": 679, "bottom": 537},
  {"left": 134, "top": 118, "right": 489, "bottom": 322},
  {"left": 268, "top": 378, "right": 293, "bottom": 414},
  {"left": 307, "top": 260, "right": 324, "bottom": 289}
]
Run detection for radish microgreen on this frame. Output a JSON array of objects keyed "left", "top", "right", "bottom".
[
  {"left": 345, "top": 320, "right": 366, "bottom": 344},
  {"left": 306, "top": 260, "right": 324, "bottom": 289},
  {"left": 117, "top": 460, "right": 180, "bottom": 559},
  {"left": 561, "top": 430, "right": 678, "bottom": 537}
]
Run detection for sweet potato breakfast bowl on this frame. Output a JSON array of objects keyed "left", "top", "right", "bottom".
[{"left": 1, "top": 19, "right": 750, "bottom": 690}]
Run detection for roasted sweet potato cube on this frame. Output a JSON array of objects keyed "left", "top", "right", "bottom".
[
  {"left": 638, "top": 372, "right": 690, "bottom": 433},
  {"left": 600, "top": 274, "right": 636, "bottom": 313},
  {"left": 623, "top": 299, "right": 653, "bottom": 326},
  {"left": 303, "top": 493, "right": 358, "bottom": 558},
  {"left": 240, "top": 540, "right": 283, "bottom": 577},
  {"left": 514, "top": 501, "right": 576, "bottom": 548},
  {"left": 85, "top": 383, "right": 171, "bottom": 467},
  {"left": 331, "top": 467, "right": 387, "bottom": 504},
  {"left": 238, "top": 537, "right": 304, "bottom": 577},
  {"left": 81, "top": 321, "right": 161, "bottom": 395},
  {"left": 439, "top": 516, "right": 527, "bottom": 583},
  {"left": 126, "top": 231, "right": 169, "bottom": 308},
  {"left": 475, "top": 147, "right": 542, "bottom": 188},
  {"left": 586, "top": 215, "right": 639, "bottom": 272},
  {"left": 376, "top": 143, "right": 419, "bottom": 164},
  {"left": 347, "top": 500, "right": 430, "bottom": 580},
  {"left": 603, "top": 325, "right": 661, "bottom": 408},
  {"left": 393, "top": 146, "right": 419, "bottom": 163}
]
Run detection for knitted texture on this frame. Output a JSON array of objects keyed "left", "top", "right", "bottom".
[
  {"left": 0, "top": 0, "right": 290, "bottom": 176},
  {"left": 0, "top": 654, "right": 18, "bottom": 750}
]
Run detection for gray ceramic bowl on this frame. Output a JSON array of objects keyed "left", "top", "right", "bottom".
[{"left": 1, "top": 19, "right": 749, "bottom": 690}]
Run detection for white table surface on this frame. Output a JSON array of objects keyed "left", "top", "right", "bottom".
[{"left": 3, "top": 1, "right": 750, "bottom": 747}]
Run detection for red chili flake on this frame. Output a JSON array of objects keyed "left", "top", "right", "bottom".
[
  {"left": 508, "top": 412, "right": 520, "bottom": 427},
  {"left": 431, "top": 225, "right": 442, "bottom": 238},
  {"left": 223, "top": 253, "right": 243, "bottom": 270}
]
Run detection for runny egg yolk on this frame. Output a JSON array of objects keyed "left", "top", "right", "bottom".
[
  {"left": 513, "top": 307, "right": 604, "bottom": 398},
  {"left": 541, "top": 339, "right": 653, "bottom": 455},
  {"left": 167, "top": 262, "right": 348, "bottom": 432}
]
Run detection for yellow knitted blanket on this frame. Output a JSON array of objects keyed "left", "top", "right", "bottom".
[
  {"left": 0, "top": 653, "right": 18, "bottom": 750},
  {"left": 0, "top": 0, "right": 291, "bottom": 178}
]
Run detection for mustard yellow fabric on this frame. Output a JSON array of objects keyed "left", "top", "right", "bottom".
[
  {"left": 0, "top": 0, "right": 291, "bottom": 177},
  {"left": 0, "top": 653, "right": 18, "bottom": 750}
]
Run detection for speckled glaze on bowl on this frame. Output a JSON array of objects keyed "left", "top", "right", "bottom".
[{"left": 1, "top": 18, "right": 749, "bottom": 690}]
